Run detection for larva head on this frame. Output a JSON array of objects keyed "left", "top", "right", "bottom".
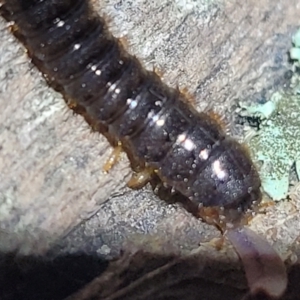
[
  {"left": 156, "top": 111, "right": 261, "bottom": 229},
  {"left": 191, "top": 138, "right": 262, "bottom": 228}
]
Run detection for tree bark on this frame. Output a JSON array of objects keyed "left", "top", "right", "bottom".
[{"left": 0, "top": 0, "right": 300, "bottom": 298}]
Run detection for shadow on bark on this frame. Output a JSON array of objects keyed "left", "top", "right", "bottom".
[{"left": 1, "top": 249, "right": 299, "bottom": 300}]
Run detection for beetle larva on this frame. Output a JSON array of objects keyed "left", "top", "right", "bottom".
[
  {"left": 1, "top": 1, "right": 289, "bottom": 298},
  {"left": 0, "top": 0, "right": 261, "bottom": 227}
]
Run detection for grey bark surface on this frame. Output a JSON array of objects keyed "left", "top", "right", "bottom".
[{"left": 0, "top": 1, "right": 300, "bottom": 298}]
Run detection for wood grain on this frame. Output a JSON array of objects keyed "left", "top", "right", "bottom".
[{"left": 0, "top": 0, "right": 299, "bottom": 271}]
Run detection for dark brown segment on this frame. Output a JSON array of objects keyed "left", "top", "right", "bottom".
[
  {"left": 1, "top": 0, "right": 262, "bottom": 222},
  {"left": 45, "top": 21, "right": 111, "bottom": 81},
  {"left": 30, "top": 3, "right": 100, "bottom": 62},
  {"left": 7, "top": 0, "right": 84, "bottom": 36},
  {"left": 110, "top": 72, "right": 174, "bottom": 138},
  {"left": 188, "top": 138, "right": 260, "bottom": 208},
  {"left": 63, "top": 39, "right": 120, "bottom": 104}
]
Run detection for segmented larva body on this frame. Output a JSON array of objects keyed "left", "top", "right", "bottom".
[{"left": 2, "top": 0, "right": 261, "bottom": 225}]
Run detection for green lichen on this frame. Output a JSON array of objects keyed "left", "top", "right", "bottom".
[
  {"left": 238, "top": 29, "right": 300, "bottom": 201},
  {"left": 290, "top": 28, "right": 300, "bottom": 62},
  {"left": 241, "top": 92, "right": 300, "bottom": 201}
]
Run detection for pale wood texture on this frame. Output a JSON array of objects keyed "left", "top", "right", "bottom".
[{"left": 0, "top": 1, "right": 299, "bottom": 288}]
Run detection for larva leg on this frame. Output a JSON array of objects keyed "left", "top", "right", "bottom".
[
  {"left": 152, "top": 65, "right": 165, "bottom": 78},
  {"left": 127, "top": 168, "right": 154, "bottom": 189},
  {"left": 198, "top": 206, "right": 226, "bottom": 230},
  {"left": 258, "top": 200, "right": 275, "bottom": 210},
  {"left": 200, "top": 236, "right": 226, "bottom": 251},
  {"left": 118, "top": 36, "right": 130, "bottom": 51},
  {"left": 103, "top": 142, "right": 123, "bottom": 173}
]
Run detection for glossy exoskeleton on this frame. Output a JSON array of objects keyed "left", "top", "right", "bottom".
[{"left": 1, "top": 0, "right": 261, "bottom": 225}]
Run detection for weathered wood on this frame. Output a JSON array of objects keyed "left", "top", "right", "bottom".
[{"left": 0, "top": 2, "right": 300, "bottom": 298}]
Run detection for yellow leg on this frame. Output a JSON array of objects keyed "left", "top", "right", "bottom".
[
  {"left": 198, "top": 206, "right": 224, "bottom": 228},
  {"left": 193, "top": 236, "right": 226, "bottom": 253},
  {"left": 127, "top": 168, "right": 154, "bottom": 189},
  {"left": 118, "top": 36, "right": 130, "bottom": 50},
  {"left": 152, "top": 65, "right": 165, "bottom": 78},
  {"left": 103, "top": 143, "right": 123, "bottom": 173},
  {"left": 204, "top": 236, "right": 226, "bottom": 251}
]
